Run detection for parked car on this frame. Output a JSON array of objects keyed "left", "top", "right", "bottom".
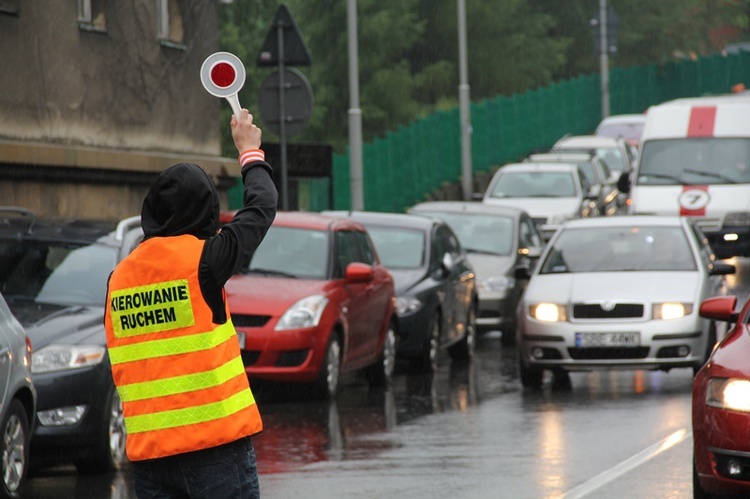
[
  {"left": 481, "top": 162, "right": 599, "bottom": 241},
  {"left": 324, "top": 210, "right": 477, "bottom": 372},
  {"left": 516, "top": 215, "right": 735, "bottom": 389},
  {"left": 0, "top": 207, "right": 142, "bottom": 473},
  {"left": 526, "top": 151, "right": 621, "bottom": 216},
  {"left": 594, "top": 113, "right": 646, "bottom": 148},
  {"left": 552, "top": 134, "right": 637, "bottom": 176},
  {"left": 223, "top": 211, "right": 397, "bottom": 399},
  {"left": 408, "top": 201, "right": 544, "bottom": 346},
  {"left": 0, "top": 291, "right": 36, "bottom": 498},
  {"left": 693, "top": 293, "right": 750, "bottom": 498}
]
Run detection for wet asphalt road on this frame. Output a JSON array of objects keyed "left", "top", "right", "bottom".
[{"left": 23, "top": 257, "right": 750, "bottom": 499}]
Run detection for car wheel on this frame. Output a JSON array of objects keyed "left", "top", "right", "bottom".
[
  {"left": 518, "top": 353, "right": 543, "bottom": 389},
  {"left": 0, "top": 400, "right": 29, "bottom": 499},
  {"left": 412, "top": 312, "right": 440, "bottom": 373},
  {"left": 448, "top": 304, "right": 476, "bottom": 362},
  {"left": 75, "top": 386, "right": 127, "bottom": 474},
  {"left": 367, "top": 322, "right": 397, "bottom": 386},
  {"left": 314, "top": 334, "right": 342, "bottom": 400}
]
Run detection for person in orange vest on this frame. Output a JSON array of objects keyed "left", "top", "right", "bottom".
[{"left": 104, "top": 109, "right": 277, "bottom": 498}]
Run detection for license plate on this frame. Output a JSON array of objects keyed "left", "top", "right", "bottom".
[
  {"left": 236, "top": 331, "right": 246, "bottom": 349},
  {"left": 575, "top": 332, "right": 640, "bottom": 347}
]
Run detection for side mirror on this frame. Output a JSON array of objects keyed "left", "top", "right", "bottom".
[
  {"left": 441, "top": 252, "right": 455, "bottom": 274},
  {"left": 699, "top": 295, "right": 738, "bottom": 323},
  {"left": 617, "top": 171, "right": 631, "bottom": 194},
  {"left": 514, "top": 265, "right": 531, "bottom": 281},
  {"left": 345, "top": 262, "right": 374, "bottom": 283},
  {"left": 709, "top": 262, "right": 736, "bottom": 276}
]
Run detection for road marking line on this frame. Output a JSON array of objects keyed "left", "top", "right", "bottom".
[{"left": 562, "top": 428, "right": 690, "bottom": 499}]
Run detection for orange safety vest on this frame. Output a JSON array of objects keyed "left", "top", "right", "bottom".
[{"left": 104, "top": 234, "right": 262, "bottom": 461}]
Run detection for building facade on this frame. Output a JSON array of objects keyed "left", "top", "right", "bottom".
[{"left": 0, "top": 0, "right": 237, "bottom": 220}]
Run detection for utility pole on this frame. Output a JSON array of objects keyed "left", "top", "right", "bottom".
[
  {"left": 347, "top": 0, "right": 364, "bottom": 210},
  {"left": 599, "top": 0, "right": 610, "bottom": 119},
  {"left": 457, "top": 0, "right": 473, "bottom": 200}
]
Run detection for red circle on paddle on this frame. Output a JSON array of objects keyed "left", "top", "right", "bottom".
[{"left": 210, "top": 62, "right": 236, "bottom": 89}]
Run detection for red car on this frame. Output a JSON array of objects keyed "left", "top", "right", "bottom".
[
  {"left": 223, "top": 211, "right": 397, "bottom": 399},
  {"left": 693, "top": 294, "right": 750, "bottom": 497}
]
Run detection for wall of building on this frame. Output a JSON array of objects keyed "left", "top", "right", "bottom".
[{"left": 0, "top": 0, "right": 237, "bottom": 220}]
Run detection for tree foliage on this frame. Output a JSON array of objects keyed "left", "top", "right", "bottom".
[{"left": 218, "top": 0, "right": 750, "bottom": 155}]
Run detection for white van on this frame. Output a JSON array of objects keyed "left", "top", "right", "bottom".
[{"left": 618, "top": 94, "right": 750, "bottom": 259}]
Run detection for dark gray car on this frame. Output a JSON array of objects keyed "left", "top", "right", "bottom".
[{"left": 408, "top": 202, "right": 545, "bottom": 346}]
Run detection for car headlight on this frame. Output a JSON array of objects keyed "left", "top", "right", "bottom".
[
  {"left": 724, "top": 212, "right": 750, "bottom": 226},
  {"left": 707, "top": 378, "right": 750, "bottom": 413},
  {"left": 31, "top": 345, "right": 106, "bottom": 374},
  {"left": 652, "top": 302, "right": 693, "bottom": 320},
  {"left": 275, "top": 295, "right": 328, "bottom": 330},
  {"left": 478, "top": 276, "right": 515, "bottom": 293},
  {"left": 529, "top": 303, "right": 567, "bottom": 322},
  {"left": 396, "top": 296, "right": 423, "bottom": 316}
]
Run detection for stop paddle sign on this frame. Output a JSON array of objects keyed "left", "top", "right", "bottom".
[{"left": 200, "top": 52, "right": 246, "bottom": 119}]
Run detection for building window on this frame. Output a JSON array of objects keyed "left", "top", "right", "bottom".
[
  {"left": 78, "top": 0, "right": 107, "bottom": 32},
  {"left": 0, "top": 0, "right": 20, "bottom": 16},
  {"left": 156, "top": 0, "right": 185, "bottom": 49}
]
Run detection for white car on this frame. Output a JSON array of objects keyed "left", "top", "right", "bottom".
[
  {"left": 482, "top": 162, "right": 598, "bottom": 241},
  {"left": 515, "top": 216, "right": 736, "bottom": 389},
  {"left": 552, "top": 134, "right": 637, "bottom": 176},
  {"left": 594, "top": 113, "right": 646, "bottom": 148}
]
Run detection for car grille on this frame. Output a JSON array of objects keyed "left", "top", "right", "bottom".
[
  {"left": 572, "top": 303, "right": 644, "bottom": 319},
  {"left": 568, "top": 347, "right": 649, "bottom": 360},
  {"left": 241, "top": 350, "right": 260, "bottom": 366},
  {"left": 232, "top": 314, "right": 271, "bottom": 328}
]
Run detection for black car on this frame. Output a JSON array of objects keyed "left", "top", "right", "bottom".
[
  {"left": 408, "top": 202, "right": 545, "bottom": 346},
  {"left": 0, "top": 207, "right": 142, "bottom": 473},
  {"left": 325, "top": 211, "right": 477, "bottom": 373}
]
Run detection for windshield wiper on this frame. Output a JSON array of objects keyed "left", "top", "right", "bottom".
[
  {"left": 241, "top": 268, "right": 298, "bottom": 278},
  {"left": 466, "top": 248, "right": 502, "bottom": 256},
  {"left": 637, "top": 172, "right": 687, "bottom": 184},
  {"left": 683, "top": 168, "right": 737, "bottom": 184}
]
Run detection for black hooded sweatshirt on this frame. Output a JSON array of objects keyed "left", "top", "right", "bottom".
[{"left": 139, "top": 160, "right": 277, "bottom": 324}]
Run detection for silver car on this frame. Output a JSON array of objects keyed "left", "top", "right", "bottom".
[
  {"left": 516, "top": 216, "right": 735, "bottom": 389},
  {"left": 0, "top": 291, "right": 36, "bottom": 498}
]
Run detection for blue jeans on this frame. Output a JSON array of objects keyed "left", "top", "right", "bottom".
[{"left": 131, "top": 436, "right": 259, "bottom": 499}]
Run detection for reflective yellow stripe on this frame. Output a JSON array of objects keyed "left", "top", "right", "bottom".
[
  {"left": 108, "top": 321, "right": 236, "bottom": 365},
  {"left": 110, "top": 279, "right": 195, "bottom": 338},
  {"left": 124, "top": 389, "right": 255, "bottom": 434},
  {"left": 116, "top": 356, "right": 246, "bottom": 402}
]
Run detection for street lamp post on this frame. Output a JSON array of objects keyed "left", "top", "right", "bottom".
[
  {"left": 347, "top": 0, "right": 364, "bottom": 210},
  {"left": 457, "top": 0, "right": 473, "bottom": 200}
]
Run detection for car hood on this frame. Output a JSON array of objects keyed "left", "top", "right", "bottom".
[
  {"left": 466, "top": 253, "right": 513, "bottom": 279},
  {"left": 225, "top": 274, "right": 332, "bottom": 315},
  {"left": 525, "top": 271, "right": 701, "bottom": 303},
  {"left": 485, "top": 198, "right": 580, "bottom": 218},
  {"left": 388, "top": 269, "right": 427, "bottom": 296},
  {"left": 8, "top": 301, "right": 106, "bottom": 349}
]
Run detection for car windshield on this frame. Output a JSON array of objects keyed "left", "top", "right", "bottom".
[
  {"left": 247, "top": 226, "right": 329, "bottom": 279},
  {"left": 490, "top": 171, "right": 577, "bottom": 198},
  {"left": 415, "top": 212, "right": 513, "bottom": 256},
  {"left": 0, "top": 240, "right": 118, "bottom": 307},
  {"left": 539, "top": 226, "right": 697, "bottom": 273},
  {"left": 366, "top": 226, "right": 425, "bottom": 269},
  {"left": 575, "top": 162, "right": 597, "bottom": 184},
  {"left": 639, "top": 138, "right": 750, "bottom": 185},
  {"left": 597, "top": 123, "right": 644, "bottom": 141}
]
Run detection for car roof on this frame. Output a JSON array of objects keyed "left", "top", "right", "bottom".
[
  {"left": 0, "top": 207, "right": 119, "bottom": 244},
  {"left": 554, "top": 135, "right": 624, "bottom": 147},
  {"left": 497, "top": 162, "right": 584, "bottom": 173},
  {"left": 527, "top": 152, "right": 595, "bottom": 163},
  {"left": 324, "top": 210, "right": 438, "bottom": 231},
  {"left": 271, "top": 210, "right": 367, "bottom": 232},
  {"left": 597, "top": 114, "right": 646, "bottom": 125},
  {"left": 559, "top": 215, "right": 685, "bottom": 230},
  {"left": 409, "top": 201, "right": 525, "bottom": 219},
  {"left": 656, "top": 93, "right": 750, "bottom": 108}
]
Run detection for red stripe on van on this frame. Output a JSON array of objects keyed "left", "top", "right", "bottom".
[
  {"left": 687, "top": 106, "right": 716, "bottom": 137},
  {"left": 680, "top": 185, "right": 708, "bottom": 216}
]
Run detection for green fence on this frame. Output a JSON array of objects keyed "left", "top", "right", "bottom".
[{"left": 330, "top": 51, "right": 750, "bottom": 213}]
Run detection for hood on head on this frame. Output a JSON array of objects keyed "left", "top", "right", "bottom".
[{"left": 141, "top": 163, "right": 220, "bottom": 239}]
